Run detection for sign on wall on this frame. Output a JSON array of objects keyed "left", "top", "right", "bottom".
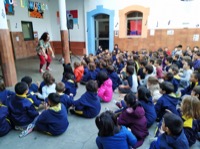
[
  {"left": 28, "top": 1, "right": 43, "bottom": 18},
  {"left": 4, "top": 0, "right": 14, "bottom": 15}
]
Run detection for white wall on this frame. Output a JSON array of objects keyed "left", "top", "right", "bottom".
[
  {"left": 84, "top": 0, "right": 200, "bottom": 30},
  {"left": 6, "top": 0, "right": 52, "bottom": 39},
  {"left": 0, "top": 0, "right": 8, "bottom": 29},
  {"left": 49, "top": 0, "right": 85, "bottom": 41}
]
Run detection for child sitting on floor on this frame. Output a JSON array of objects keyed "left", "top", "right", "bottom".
[
  {"left": 81, "top": 62, "right": 97, "bottom": 84},
  {"left": 35, "top": 93, "right": 69, "bottom": 136},
  {"left": 150, "top": 113, "right": 189, "bottom": 149},
  {"left": 155, "top": 82, "right": 179, "bottom": 121},
  {"left": 37, "top": 72, "right": 56, "bottom": 100},
  {"left": 117, "top": 93, "right": 149, "bottom": 148},
  {"left": 95, "top": 111, "right": 137, "bottom": 149},
  {"left": 62, "top": 73, "right": 77, "bottom": 97},
  {"left": 138, "top": 86, "right": 157, "bottom": 128},
  {"left": 0, "top": 101, "right": 11, "bottom": 137},
  {"left": 7, "top": 82, "right": 39, "bottom": 129},
  {"left": 191, "top": 85, "right": 200, "bottom": 100},
  {"left": 73, "top": 61, "right": 84, "bottom": 82},
  {"left": 97, "top": 71, "right": 113, "bottom": 102},
  {"left": 56, "top": 82, "right": 74, "bottom": 113},
  {"left": 70, "top": 80, "right": 101, "bottom": 118},
  {"left": 118, "top": 65, "right": 138, "bottom": 94},
  {"left": 21, "top": 76, "right": 42, "bottom": 109},
  {"left": 0, "top": 80, "right": 15, "bottom": 105},
  {"left": 107, "top": 65, "right": 121, "bottom": 91}
]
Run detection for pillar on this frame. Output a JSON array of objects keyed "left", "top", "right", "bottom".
[
  {"left": 58, "top": 0, "right": 70, "bottom": 64},
  {"left": 0, "top": 1, "right": 17, "bottom": 87}
]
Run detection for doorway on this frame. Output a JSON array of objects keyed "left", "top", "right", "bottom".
[{"left": 94, "top": 14, "right": 109, "bottom": 52}]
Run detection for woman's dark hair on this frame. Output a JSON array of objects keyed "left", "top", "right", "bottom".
[
  {"left": 0, "top": 80, "right": 6, "bottom": 91},
  {"left": 138, "top": 86, "right": 151, "bottom": 103},
  {"left": 124, "top": 92, "right": 139, "bottom": 110},
  {"left": 97, "top": 71, "right": 108, "bottom": 87},
  {"left": 95, "top": 111, "right": 119, "bottom": 137},
  {"left": 40, "top": 32, "right": 49, "bottom": 42},
  {"left": 48, "top": 93, "right": 60, "bottom": 105},
  {"left": 86, "top": 80, "right": 98, "bottom": 93},
  {"left": 15, "top": 82, "right": 28, "bottom": 95}
]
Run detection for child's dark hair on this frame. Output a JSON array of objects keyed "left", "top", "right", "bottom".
[
  {"left": 124, "top": 92, "right": 139, "bottom": 110},
  {"left": 56, "top": 82, "right": 65, "bottom": 92},
  {"left": 95, "top": 111, "right": 119, "bottom": 137},
  {"left": 145, "top": 65, "right": 153, "bottom": 74},
  {"left": 81, "top": 60, "right": 88, "bottom": 68},
  {"left": 160, "top": 82, "right": 174, "bottom": 94},
  {"left": 193, "top": 71, "right": 200, "bottom": 81},
  {"left": 0, "top": 80, "right": 6, "bottom": 91},
  {"left": 21, "top": 76, "right": 32, "bottom": 87},
  {"left": 171, "top": 64, "right": 179, "bottom": 75},
  {"left": 140, "top": 60, "right": 147, "bottom": 67},
  {"left": 100, "top": 60, "right": 107, "bottom": 69},
  {"left": 88, "top": 62, "right": 96, "bottom": 71},
  {"left": 163, "top": 113, "right": 183, "bottom": 136},
  {"left": 97, "top": 71, "right": 108, "bottom": 87},
  {"left": 43, "top": 72, "right": 55, "bottom": 86},
  {"left": 150, "top": 59, "right": 155, "bottom": 65},
  {"left": 165, "top": 72, "right": 174, "bottom": 81},
  {"left": 48, "top": 93, "right": 60, "bottom": 105},
  {"left": 107, "top": 65, "right": 115, "bottom": 74},
  {"left": 156, "top": 59, "right": 162, "bottom": 66},
  {"left": 127, "top": 59, "right": 134, "bottom": 66},
  {"left": 185, "top": 59, "right": 193, "bottom": 69},
  {"left": 126, "top": 65, "right": 134, "bottom": 75},
  {"left": 74, "top": 61, "right": 80, "bottom": 68},
  {"left": 15, "top": 82, "right": 28, "bottom": 95},
  {"left": 166, "top": 56, "right": 173, "bottom": 63},
  {"left": 138, "top": 86, "right": 151, "bottom": 103},
  {"left": 86, "top": 80, "right": 98, "bottom": 93}
]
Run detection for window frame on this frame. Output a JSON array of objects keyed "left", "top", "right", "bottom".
[
  {"left": 21, "top": 21, "right": 34, "bottom": 41},
  {"left": 126, "top": 11, "right": 143, "bottom": 36}
]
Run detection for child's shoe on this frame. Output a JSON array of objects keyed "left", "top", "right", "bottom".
[{"left": 39, "top": 69, "right": 44, "bottom": 73}]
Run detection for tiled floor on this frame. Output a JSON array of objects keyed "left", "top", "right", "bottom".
[{"left": 0, "top": 55, "right": 199, "bottom": 149}]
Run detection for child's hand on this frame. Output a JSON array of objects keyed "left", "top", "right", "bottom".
[
  {"left": 69, "top": 93, "right": 73, "bottom": 97},
  {"left": 44, "top": 102, "right": 49, "bottom": 110}
]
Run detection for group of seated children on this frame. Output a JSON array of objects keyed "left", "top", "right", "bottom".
[{"left": 1, "top": 45, "right": 200, "bottom": 149}]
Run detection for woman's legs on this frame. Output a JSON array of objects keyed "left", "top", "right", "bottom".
[
  {"left": 46, "top": 54, "right": 52, "bottom": 70},
  {"left": 38, "top": 54, "right": 46, "bottom": 73}
]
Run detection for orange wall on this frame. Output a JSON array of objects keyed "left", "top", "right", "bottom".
[{"left": 115, "top": 28, "right": 200, "bottom": 52}]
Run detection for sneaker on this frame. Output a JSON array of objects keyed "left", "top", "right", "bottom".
[
  {"left": 19, "top": 124, "right": 35, "bottom": 138},
  {"left": 46, "top": 67, "right": 52, "bottom": 71},
  {"left": 39, "top": 69, "right": 44, "bottom": 73}
]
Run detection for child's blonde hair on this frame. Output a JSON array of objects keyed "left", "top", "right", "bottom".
[{"left": 181, "top": 95, "right": 200, "bottom": 119}]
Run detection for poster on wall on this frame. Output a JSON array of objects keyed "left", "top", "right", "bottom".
[
  {"left": 28, "top": 1, "right": 44, "bottom": 18},
  {"left": 4, "top": 0, "right": 15, "bottom": 15}
]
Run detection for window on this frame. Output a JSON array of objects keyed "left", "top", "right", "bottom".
[
  {"left": 127, "top": 11, "right": 143, "bottom": 36},
  {"left": 21, "top": 21, "right": 34, "bottom": 41}
]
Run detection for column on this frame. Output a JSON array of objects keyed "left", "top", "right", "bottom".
[
  {"left": 58, "top": 0, "right": 70, "bottom": 64},
  {"left": 0, "top": 1, "right": 17, "bottom": 87}
]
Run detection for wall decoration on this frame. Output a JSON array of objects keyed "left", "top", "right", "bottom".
[
  {"left": 167, "top": 30, "right": 174, "bottom": 35},
  {"left": 28, "top": 1, "right": 43, "bottom": 18},
  {"left": 57, "top": 10, "right": 79, "bottom": 26},
  {"left": 4, "top": 0, "right": 15, "bottom": 15}
]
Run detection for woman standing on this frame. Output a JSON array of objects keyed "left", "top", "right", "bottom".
[{"left": 36, "top": 32, "right": 55, "bottom": 73}]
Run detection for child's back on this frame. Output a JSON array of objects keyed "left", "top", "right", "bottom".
[
  {"left": 0, "top": 104, "right": 11, "bottom": 137},
  {"left": 74, "top": 65, "right": 84, "bottom": 82},
  {"left": 8, "top": 82, "right": 39, "bottom": 126},
  {"left": 0, "top": 89, "right": 15, "bottom": 105},
  {"left": 35, "top": 93, "right": 69, "bottom": 136},
  {"left": 96, "top": 126, "right": 137, "bottom": 149},
  {"left": 108, "top": 71, "right": 121, "bottom": 91},
  {"left": 98, "top": 78, "right": 113, "bottom": 102},
  {"left": 59, "top": 94, "right": 74, "bottom": 112}
]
